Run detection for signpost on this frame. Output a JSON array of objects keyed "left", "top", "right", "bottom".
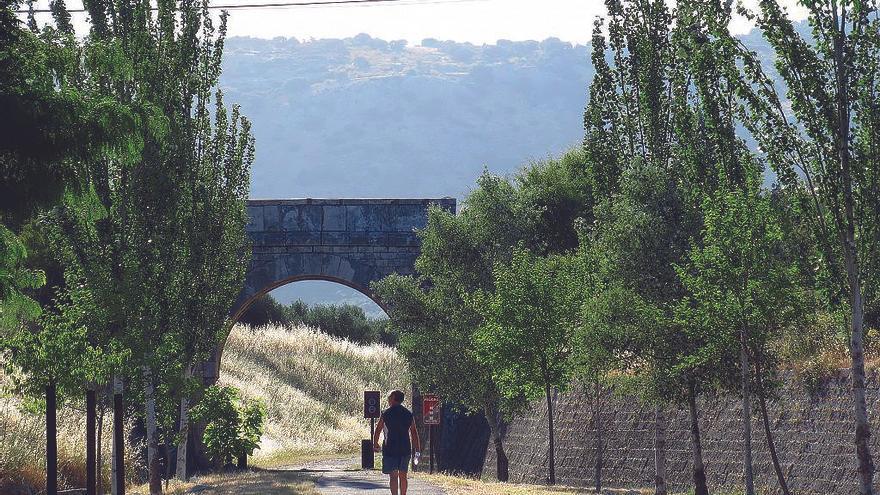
[
  {"left": 422, "top": 394, "right": 441, "bottom": 474},
  {"left": 363, "top": 391, "right": 381, "bottom": 469}
]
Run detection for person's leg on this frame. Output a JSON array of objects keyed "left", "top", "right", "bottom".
[
  {"left": 399, "top": 470, "right": 408, "bottom": 495},
  {"left": 389, "top": 470, "right": 399, "bottom": 495}
]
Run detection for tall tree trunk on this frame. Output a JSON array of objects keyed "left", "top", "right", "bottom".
[
  {"left": 176, "top": 365, "right": 192, "bottom": 481},
  {"left": 112, "top": 376, "right": 125, "bottom": 495},
  {"left": 545, "top": 383, "right": 556, "bottom": 485},
  {"left": 755, "top": 363, "right": 791, "bottom": 495},
  {"left": 484, "top": 401, "right": 509, "bottom": 482},
  {"left": 847, "top": 245, "right": 874, "bottom": 495},
  {"left": 176, "top": 395, "right": 190, "bottom": 480},
  {"left": 47, "top": 380, "right": 58, "bottom": 495},
  {"left": 832, "top": 19, "right": 874, "bottom": 495},
  {"left": 87, "top": 386, "right": 97, "bottom": 495},
  {"left": 143, "top": 366, "right": 162, "bottom": 495},
  {"left": 97, "top": 398, "right": 105, "bottom": 495},
  {"left": 653, "top": 405, "right": 668, "bottom": 495},
  {"left": 687, "top": 381, "right": 709, "bottom": 495},
  {"left": 593, "top": 378, "right": 603, "bottom": 493},
  {"left": 740, "top": 327, "right": 755, "bottom": 495},
  {"left": 164, "top": 444, "right": 172, "bottom": 491}
]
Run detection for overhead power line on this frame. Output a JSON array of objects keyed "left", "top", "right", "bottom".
[{"left": 16, "top": 0, "right": 482, "bottom": 14}]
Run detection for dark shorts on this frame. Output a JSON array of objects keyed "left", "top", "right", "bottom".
[{"left": 382, "top": 453, "right": 410, "bottom": 474}]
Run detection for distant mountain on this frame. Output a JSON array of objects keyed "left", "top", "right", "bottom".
[
  {"left": 219, "top": 30, "right": 784, "bottom": 308},
  {"left": 220, "top": 35, "right": 594, "bottom": 200}
]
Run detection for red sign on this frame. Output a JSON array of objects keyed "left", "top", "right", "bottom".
[
  {"left": 364, "top": 391, "right": 381, "bottom": 418},
  {"left": 422, "top": 394, "right": 441, "bottom": 425}
]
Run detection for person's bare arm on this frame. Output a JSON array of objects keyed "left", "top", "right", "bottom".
[
  {"left": 409, "top": 418, "right": 421, "bottom": 453},
  {"left": 373, "top": 417, "right": 384, "bottom": 452}
]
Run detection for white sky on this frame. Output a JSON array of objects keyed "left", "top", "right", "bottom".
[{"left": 24, "top": 0, "right": 807, "bottom": 44}]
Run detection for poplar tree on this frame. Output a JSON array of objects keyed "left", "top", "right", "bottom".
[
  {"left": 582, "top": 2, "right": 756, "bottom": 493},
  {"left": 735, "top": 2, "right": 880, "bottom": 491},
  {"left": 35, "top": 0, "right": 254, "bottom": 491}
]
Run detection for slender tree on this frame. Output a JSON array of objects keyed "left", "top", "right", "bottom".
[
  {"left": 583, "top": 2, "right": 764, "bottom": 492},
  {"left": 676, "top": 176, "right": 806, "bottom": 495},
  {"left": 472, "top": 250, "right": 581, "bottom": 485},
  {"left": 735, "top": 2, "right": 880, "bottom": 492}
]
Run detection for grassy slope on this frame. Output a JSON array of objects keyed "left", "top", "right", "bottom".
[
  {"left": 0, "top": 386, "right": 137, "bottom": 494},
  {"left": 219, "top": 323, "right": 410, "bottom": 465}
]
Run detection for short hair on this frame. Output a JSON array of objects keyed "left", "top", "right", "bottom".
[{"left": 389, "top": 390, "right": 405, "bottom": 404}]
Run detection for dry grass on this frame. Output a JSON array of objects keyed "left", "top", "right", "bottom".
[
  {"left": 130, "top": 468, "right": 320, "bottom": 495},
  {"left": 418, "top": 473, "right": 650, "bottom": 495},
  {"left": 0, "top": 388, "right": 141, "bottom": 494},
  {"left": 219, "top": 323, "right": 410, "bottom": 466}
]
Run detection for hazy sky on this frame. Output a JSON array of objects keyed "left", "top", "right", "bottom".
[{"left": 25, "top": 0, "right": 807, "bottom": 44}]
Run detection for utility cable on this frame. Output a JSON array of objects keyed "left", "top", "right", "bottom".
[{"left": 17, "top": 0, "right": 485, "bottom": 14}]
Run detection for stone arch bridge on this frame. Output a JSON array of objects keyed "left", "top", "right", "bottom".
[
  {"left": 205, "top": 197, "right": 455, "bottom": 383},
  {"left": 191, "top": 198, "right": 462, "bottom": 473}
]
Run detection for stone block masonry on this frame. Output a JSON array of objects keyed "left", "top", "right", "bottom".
[{"left": 483, "top": 370, "right": 880, "bottom": 494}]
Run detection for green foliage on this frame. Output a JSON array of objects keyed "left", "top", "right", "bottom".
[
  {"left": 0, "top": 1, "right": 255, "bottom": 484},
  {"left": 578, "top": 0, "right": 773, "bottom": 408},
  {"left": 373, "top": 273, "right": 498, "bottom": 414},
  {"left": 675, "top": 178, "right": 809, "bottom": 394},
  {"left": 583, "top": 161, "right": 702, "bottom": 404},
  {"left": 3, "top": 280, "right": 127, "bottom": 404},
  {"left": 0, "top": 226, "right": 45, "bottom": 334},
  {"left": 238, "top": 295, "right": 291, "bottom": 327},
  {"left": 375, "top": 148, "right": 593, "bottom": 419},
  {"left": 289, "top": 302, "right": 392, "bottom": 345},
  {"left": 737, "top": 0, "right": 880, "bottom": 311},
  {"left": 189, "top": 385, "right": 267, "bottom": 465},
  {"left": 736, "top": 3, "right": 880, "bottom": 488},
  {"left": 472, "top": 249, "right": 581, "bottom": 401}
]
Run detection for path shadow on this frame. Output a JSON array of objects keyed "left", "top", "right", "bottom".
[{"left": 314, "top": 479, "right": 386, "bottom": 490}]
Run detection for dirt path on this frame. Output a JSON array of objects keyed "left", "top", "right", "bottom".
[{"left": 291, "top": 457, "right": 447, "bottom": 495}]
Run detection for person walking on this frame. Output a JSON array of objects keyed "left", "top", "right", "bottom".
[{"left": 373, "top": 389, "right": 421, "bottom": 495}]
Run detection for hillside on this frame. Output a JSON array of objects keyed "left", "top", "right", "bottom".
[
  {"left": 0, "top": 324, "right": 405, "bottom": 493},
  {"left": 220, "top": 31, "right": 785, "bottom": 202},
  {"left": 220, "top": 35, "right": 594, "bottom": 200},
  {"left": 219, "top": 323, "right": 410, "bottom": 464}
]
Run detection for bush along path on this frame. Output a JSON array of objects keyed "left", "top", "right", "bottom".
[{"left": 293, "top": 457, "right": 447, "bottom": 495}]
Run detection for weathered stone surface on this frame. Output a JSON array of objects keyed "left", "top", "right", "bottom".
[{"left": 483, "top": 371, "right": 880, "bottom": 494}]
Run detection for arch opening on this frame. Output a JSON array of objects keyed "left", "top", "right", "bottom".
[
  {"left": 219, "top": 274, "right": 391, "bottom": 369},
  {"left": 230, "top": 274, "right": 389, "bottom": 325}
]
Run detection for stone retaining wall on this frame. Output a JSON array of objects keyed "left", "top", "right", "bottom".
[{"left": 483, "top": 370, "right": 880, "bottom": 494}]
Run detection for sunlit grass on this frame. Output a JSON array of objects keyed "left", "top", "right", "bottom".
[
  {"left": 130, "top": 468, "right": 321, "bottom": 495},
  {"left": 0, "top": 385, "right": 140, "bottom": 494},
  {"left": 219, "top": 323, "right": 410, "bottom": 465}
]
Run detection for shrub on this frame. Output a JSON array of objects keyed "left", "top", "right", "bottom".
[
  {"left": 237, "top": 296, "right": 289, "bottom": 327},
  {"left": 776, "top": 311, "right": 850, "bottom": 394},
  {"left": 189, "top": 385, "right": 266, "bottom": 467}
]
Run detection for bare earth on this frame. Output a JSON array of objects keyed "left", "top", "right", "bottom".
[{"left": 293, "top": 457, "right": 447, "bottom": 495}]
